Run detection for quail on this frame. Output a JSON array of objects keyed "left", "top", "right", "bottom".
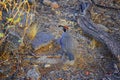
[{"left": 59, "top": 25, "right": 75, "bottom": 61}]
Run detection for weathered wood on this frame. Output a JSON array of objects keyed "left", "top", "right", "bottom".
[{"left": 77, "top": 15, "right": 120, "bottom": 61}]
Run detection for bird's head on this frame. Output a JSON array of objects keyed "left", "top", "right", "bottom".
[{"left": 58, "top": 25, "right": 69, "bottom": 32}]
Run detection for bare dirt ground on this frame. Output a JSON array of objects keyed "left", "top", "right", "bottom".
[{"left": 0, "top": 0, "right": 120, "bottom": 80}]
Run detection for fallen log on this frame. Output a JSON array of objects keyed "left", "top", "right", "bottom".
[
  {"left": 77, "top": 15, "right": 120, "bottom": 61},
  {"left": 77, "top": 2, "right": 120, "bottom": 61}
]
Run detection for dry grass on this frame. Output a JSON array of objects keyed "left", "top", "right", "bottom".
[
  {"left": 27, "top": 22, "right": 38, "bottom": 40},
  {"left": 35, "top": 40, "right": 61, "bottom": 55},
  {"left": 0, "top": 0, "right": 37, "bottom": 62},
  {"left": 89, "top": 39, "right": 102, "bottom": 49},
  {"left": 74, "top": 52, "right": 96, "bottom": 70}
]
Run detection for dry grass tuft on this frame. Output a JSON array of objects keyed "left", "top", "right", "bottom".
[
  {"left": 27, "top": 23, "right": 38, "bottom": 40},
  {"left": 74, "top": 52, "right": 96, "bottom": 70},
  {"left": 35, "top": 40, "right": 61, "bottom": 55},
  {"left": 89, "top": 39, "right": 102, "bottom": 49}
]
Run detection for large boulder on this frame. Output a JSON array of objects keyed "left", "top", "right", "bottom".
[{"left": 32, "top": 31, "right": 60, "bottom": 54}]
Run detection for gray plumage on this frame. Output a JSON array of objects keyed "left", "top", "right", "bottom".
[{"left": 60, "top": 30, "right": 75, "bottom": 61}]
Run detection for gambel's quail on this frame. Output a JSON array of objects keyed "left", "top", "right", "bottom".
[{"left": 59, "top": 25, "right": 75, "bottom": 61}]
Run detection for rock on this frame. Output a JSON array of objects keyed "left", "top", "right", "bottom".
[
  {"left": 5, "top": 31, "right": 21, "bottom": 51},
  {"left": 43, "top": 0, "right": 52, "bottom": 6},
  {"left": 27, "top": 67, "right": 40, "bottom": 80},
  {"left": 1, "top": 10, "right": 8, "bottom": 24},
  {"left": 64, "top": 60, "right": 75, "bottom": 65},
  {"left": 59, "top": 19, "right": 75, "bottom": 26},
  {"left": 51, "top": 2, "right": 59, "bottom": 9},
  {"left": 28, "top": 0, "right": 36, "bottom": 5},
  {"left": 43, "top": 0, "right": 59, "bottom": 9},
  {"left": 44, "top": 64, "right": 51, "bottom": 68},
  {"left": 31, "top": 31, "right": 61, "bottom": 55},
  {"left": 35, "top": 55, "right": 62, "bottom": 64},
  {"left": 0, "top": 70, "right": 3, "bottom": 73},
  {"left": 32, "top": 32, "right": 55, "bottom": 51}
]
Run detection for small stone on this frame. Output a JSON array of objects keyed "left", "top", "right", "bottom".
[
  {"left": 28, "top": 0, "right": 36, "bottom": 5},
  {"left": 44, "top": 64, "right": 51, "bottom": 68},
  {"left": 51, "top": 2, "right": 59, "bottom": 9},
  {"left": 43, "top": 0, "right": 52, "bottom": 6},
  {"left": 5, "top": 31, "right": 21, "bottom": 51},
  {"left": 27, "top": 67, "right": 40, "bottom": 80},
  {"left": 65, "top": 60, "right": 75, "bottom": 65},
  {"left": 0, "top": 70, "right": 3, "bottom": 73},
  {"left": 36, "top": 56, "right": 62, "bottom": 64}
]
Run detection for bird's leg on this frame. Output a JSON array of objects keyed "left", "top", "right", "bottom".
[{"left": 61, "top": 51, "right": 66, "bottom": 61}]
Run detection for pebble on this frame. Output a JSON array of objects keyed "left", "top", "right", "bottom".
[
  {"left": 27, "top": 67, "right": 40, "bottom": 80},
  {"left": 44, "top": 64, "right": 51, "bottom": 68},
  {"left": 43, "top": 0, "right": 59, "bottom": 9},
  {"left": 51, "top": 2, "right": 59, "bottom": 9},
  {"left": 36, "top": 56, "right": 61, "bottom": 64},
  {"left": 43, "top": 0, "right": 52, "bottom": 6},
  {"left": 28, "top": 0, "right": 36, "bottom": 5}
]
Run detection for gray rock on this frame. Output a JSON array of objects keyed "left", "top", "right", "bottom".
[
  {"left": 32, "top": 32, "right": 55, "bottom": 50},
  {"left": 27, "top": 67, "right": 40, "bottom": 80},
  {"left": 28, "top": 0, "right": 36, "bottom": 5},
  {"left": 43, "top": 0, "right": 52, "bottom": 6},
  {"left": 34, "top": 55, "right": 62, "bottom": 64},
  {"left": 6, "top": 31, "right": 21, "bottom": 50}
]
